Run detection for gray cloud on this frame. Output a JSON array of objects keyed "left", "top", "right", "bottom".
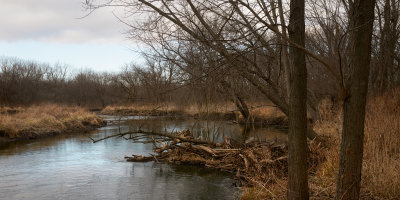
[{"left": 0, "top": 0, "right": 127, "bottom": 44}]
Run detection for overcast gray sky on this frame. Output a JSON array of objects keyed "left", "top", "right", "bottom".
[{"left": 0, "top": 0, "right": 141, "bottom": 72}]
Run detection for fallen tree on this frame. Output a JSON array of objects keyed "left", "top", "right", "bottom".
[{"left": 90, "top": 129, "right": 325, "bottom": 186}]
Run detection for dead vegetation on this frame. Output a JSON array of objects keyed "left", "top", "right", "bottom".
[
  {"left": 101, "top": 104, "right": 185, "bottom": 116},
  {"left": 125, "top": 131, "right": 290, "bottom": 182},
  {"left": 0, "top": 104, "right": 105, "bottom": 140},
  {"left": 101, "top": 103, "right": 236, "bottom": 117},
  {"left": 101, "top": 102, "right": 287, "bottom": 128},
  {"left": 95, "top": 88, "right": 400, "bottom": 199},
  {"left": 241, "top": 88, "right": 400, "bottom": 199},
  {"left": 91, "top": 128, "right": 324, "bottom": 193}
]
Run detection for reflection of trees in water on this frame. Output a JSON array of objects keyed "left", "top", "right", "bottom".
[
  {"left": 0, "top": 123, "right": 238, "bottom": 200},
  {"left": 123, "top": 161, "right": 236, "bottom": 200},
  {"left": 0, "top": 133, "right": 93, "bottom": 156},
  {"left": 124, "top": 117, "right": 286, "bottom": 144},
  {"left": 125, "top": 118, "right": 240, "bottom": 142}
]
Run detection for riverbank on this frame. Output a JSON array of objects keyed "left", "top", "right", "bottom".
[
  {"left": 0, "top": 117, "right": 237, "bottom": 200},
  {"left": 240, "top": 88, "right": 400, "bottom": 199},
  {"left": 101, "top": 103, "right": 287, "bottom": 128},
  {"left": 111, "top": 91, "right": 400, "bottom": 199},
  {"left": 0, "top": 104, "right": 105, "bottom": 141}
]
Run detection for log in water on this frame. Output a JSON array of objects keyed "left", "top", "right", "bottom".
[{"left": 0, "top": 118, "right": 239, "bottom": 200}]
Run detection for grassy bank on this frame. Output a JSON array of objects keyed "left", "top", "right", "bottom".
[
  {"left": 241, "top": 89, "right": 400, "bottom": 199},
  {"left": 101, "top": 103, "right": 235, "bottom": 117},
  {"left": 0, "top": 104, "right": 105, "bottom": 140},
  {"left": 101, "top": 102, "right": 286, "bottom": 126}
]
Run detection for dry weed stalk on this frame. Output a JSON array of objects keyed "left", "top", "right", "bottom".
[{"left": 0, "top": 104, "right": 104, "bottom": 139}]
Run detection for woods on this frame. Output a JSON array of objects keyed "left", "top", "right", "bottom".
[
  {"left": 82, "top": 0, "right": 392, "bottom": 198},
  {"left": 1, "top": 0, "right": 400, "bottom": 199}
]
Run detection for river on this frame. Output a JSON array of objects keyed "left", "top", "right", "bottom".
[{"left": 0, "top": 115, "right": 286, "bottom": 200}]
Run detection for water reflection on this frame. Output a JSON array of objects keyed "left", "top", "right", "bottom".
[
  {"left": 0, "top": 123, "right": 238, "bottom": 200},
  {"left": 122, "top": 117, "right": 287, "bottom": 144}
]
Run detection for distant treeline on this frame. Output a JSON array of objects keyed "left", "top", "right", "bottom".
[
  {"left": 0, "top": 58, "right": 119, "bottom": 107},
  {"left": 0, "top": 57, "right": 263, "bottom": 108}
]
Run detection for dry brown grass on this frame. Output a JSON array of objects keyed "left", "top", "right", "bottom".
[
  {"left": 101, "top": 104, "right": 167, "bottom": 115},
  {"left": 101, "top": 102, "right": 238, "bottom": 117},
  {"left": 312, "top": 89, "right": 400, "bottom": 199},
  {"left": 0, "top": 104, "right": 104, "bottom": 139},
  {"left": 251, "top": 106, "right": 285, "bottom": 119},
  {"left": 0, "top": 106, "right": 24, "bottom": 114},
  {"left": 241, "top": 88, "right": 400, "bottom": 199},
  {"left": 101, "top": 102, "right": 285, "bottom": 125},
  {"left": 362, "top": 89, "right": 400, "bottom": 199},
  {"left": 240, "top": 178, "right": 288, "bottom": 200}
]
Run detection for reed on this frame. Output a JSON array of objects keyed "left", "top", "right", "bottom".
[
  {"left": 241, "top": 88, "right": 400, "bottom": 199},
  {"left": 0, "top": 104, "right": 104, "bottom": 139}
]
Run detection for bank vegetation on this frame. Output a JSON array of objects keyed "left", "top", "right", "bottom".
[
  {"left": 1, "top": 0, "right": 399, "bottom": 199},
  {"left": 0, "top": 104, "right": 104, "bottom": 141},
  {"left": 240, "top": 88, "right": 400, "bottom": 199}
]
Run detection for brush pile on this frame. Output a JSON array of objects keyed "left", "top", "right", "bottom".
[{"left": 111, "top": 130, "right": 325, "bottom": 186}]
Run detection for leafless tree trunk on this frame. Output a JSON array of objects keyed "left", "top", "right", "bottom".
[
  {"left": 287, "top": 0, "right": 309, "bottom": 199},
  {"left": 220, "top": 80, "right": 251, "bottom": 120},
  {"left": 336, "top": 1, "right": 375, "bottom": 199},
  {"left": 378, "top": 0, "right": 399, "bottom": 90},
  {"left": 277, "top": 0, "right": 291, "bottom": 101}
]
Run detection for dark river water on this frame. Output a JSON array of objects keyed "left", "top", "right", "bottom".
[{"left": 0, "top": 115, "right": 286, "bottom": 200}]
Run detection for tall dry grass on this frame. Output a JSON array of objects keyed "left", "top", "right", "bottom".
[
  {"left": 312, "top": 88, "right": 400, "bottom": 199},
  {"left": 251, "top": 106, "right": 285, "bottom": 119},
  {"left": 362, "top": 89, "right": 400, "bottom": 198},
  {"left": 101, "top": 102, "right": 238, "bottom": 116},
  {"left": 241, "top": 88, "right": 400, "bottom": 199},
  {"left": 101, "top": 102, "right": 285, "bottom": 123},
  {"left": 0, "top": 104, "right": 104, "bottom": 139}
]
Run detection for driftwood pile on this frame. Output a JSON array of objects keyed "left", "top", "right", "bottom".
[{"left": 90, "top": 129, "right": 324, "bottom": 186}]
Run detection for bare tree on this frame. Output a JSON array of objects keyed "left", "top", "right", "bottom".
[
  {"left": 336, "top": 1, "right": 375, "bottom": 199},
  {"left": 84, "top": 0, "right": 342, "bottom": 140},
  {"left": 376, "top": 0, "right": 399, "bottom": 90},
  {"left": 287, "top": 0, "right": 309, "bottom": 198}
]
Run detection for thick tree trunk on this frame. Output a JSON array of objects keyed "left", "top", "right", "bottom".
[
  {"left": 287, "top": 0, "right": 309, "bottom": 199},
  {"left": 336, "top": 1, "right": 375, "bottom": 200}
]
